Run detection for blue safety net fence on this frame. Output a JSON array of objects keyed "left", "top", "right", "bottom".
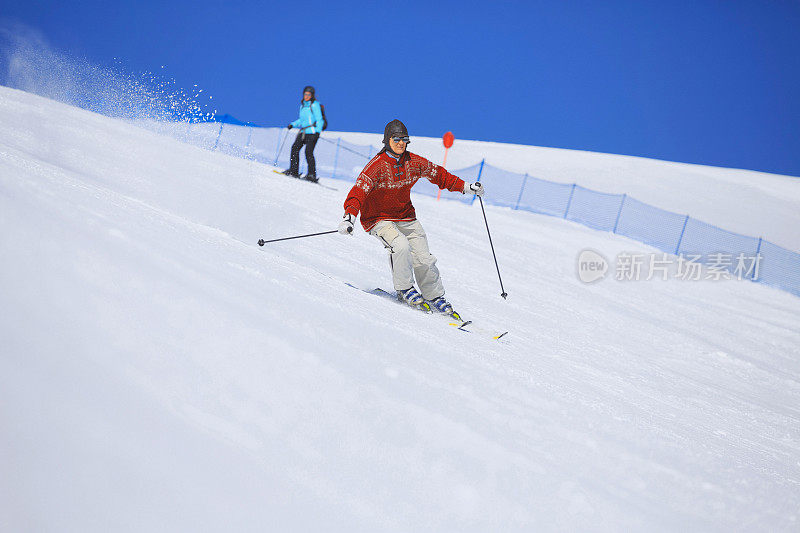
[
  {"left": 185, "top": 121, "right": 800, "bottom": 299},
  {"left": 194, "top": 122, "right": 378, "bottom": 179}
]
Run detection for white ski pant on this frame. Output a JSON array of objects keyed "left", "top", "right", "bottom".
[{"left": 369, "top": 219, "right": 445, "bottom": 300}]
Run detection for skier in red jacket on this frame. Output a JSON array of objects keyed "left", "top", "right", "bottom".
[{"left": 338, "top": 119, "right": 485, "bottom": 316}]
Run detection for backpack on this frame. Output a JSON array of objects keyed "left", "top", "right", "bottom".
[{"left": 319, "top": 103, "right": 328, "bottom": 131}]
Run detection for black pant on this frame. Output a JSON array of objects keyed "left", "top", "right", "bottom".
[{"left": 289, "top": 132, "right": 319, "bottom": 175}]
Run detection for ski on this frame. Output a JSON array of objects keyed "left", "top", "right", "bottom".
[
  {"left": 272, "top": 169, "right": 337, "bottom": 190},
  {"left": 446, "top": 320, "right": 509, "bottom": 340},
  {"left": 346, "top": 283, "right": 508, "bottom": 340},
  {"left": 346, "top": 284, "right": 432, "bottom": 313}
]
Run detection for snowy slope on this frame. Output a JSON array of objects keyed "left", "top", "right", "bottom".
[{"left": 2, "top": 86, "right": 800, "bottom": 531}]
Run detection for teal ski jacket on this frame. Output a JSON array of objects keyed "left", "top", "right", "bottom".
[{"left": 291, "top": 100, "right": 324, "bottom": 134}]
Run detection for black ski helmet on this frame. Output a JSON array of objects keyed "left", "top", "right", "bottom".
[
  {"left": 302, "top": 85, "right": 315, "bottom": 102},
  {"left": 383, "top": 119, "right": 409, "bottom": 146}
]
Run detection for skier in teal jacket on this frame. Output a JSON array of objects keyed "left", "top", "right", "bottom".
[{"left": 283, "top": 85, "right": 324, "bottom": 182}]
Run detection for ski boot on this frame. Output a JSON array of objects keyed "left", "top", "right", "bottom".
[
  {"left": 429, "top": 295, "right": 462, "bottom": 321},
  {"left": 282, "top": 168, "right": 300, "bottom": 178},
  {"left": 397, "top": 287, "right": 431, "bottom": 312},
  {"left": 303, "top": 173, "right": 318, "bottom": 183}
]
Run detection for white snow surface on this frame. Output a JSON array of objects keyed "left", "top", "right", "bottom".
[{"left": 1, "top": 86, "right": 800, "bottom": 531}]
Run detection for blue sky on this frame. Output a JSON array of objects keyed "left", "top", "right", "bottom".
[{"left": 3, "top": 0, "right": 800, "bottom": 176}]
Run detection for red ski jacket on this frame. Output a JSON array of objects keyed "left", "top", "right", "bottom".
[{"left": 343, "top": 150, "right": 466, "bottom": 232}]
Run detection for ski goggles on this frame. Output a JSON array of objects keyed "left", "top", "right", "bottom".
[{"left": 391, "top": 136, "right": 410, "bottom": 144}]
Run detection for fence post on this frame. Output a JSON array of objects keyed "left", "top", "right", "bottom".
[
  {"left": 563, "top": 183, "right": 576, "bottom": 219},
  {"left": 675, "top": 215, "right": 690, "bottom": 255},
  {"left": 612, "top": 194, "right": 626, "bottom": 233},
  {"left": 367, "top": 146, "right": 372, "bottom": 159},
  {"left": 244, "top": 126, "right": 252, "bottom": 159},
  {"left": 333, "top": 138, "right": 341, "bottom": 178},
  {"left": 752, "top": 237, "right": 763, "bottom": 281},
  {"left": 472, "top": 159, "right": 486, "bottom": 206},
  {"left": 212, "top": 122, "right": 224, "bottom": 150},
  {"left": 514, "top": 173, "right": 528, "bottom": 210}
]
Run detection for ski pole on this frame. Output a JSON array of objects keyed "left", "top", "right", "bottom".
[
  {"left": 257, "top": 228, "right": 348, "bottom": 246},
  {"left": 477, "top": 192, "right": 508, "bottom": 299},
  {"left": 274, "top": 128, "right": 290, "bottom": 166}
]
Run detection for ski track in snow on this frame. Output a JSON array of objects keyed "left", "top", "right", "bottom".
[{"left": 1, "top": 86, "right": 800, "bottom": 531}]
